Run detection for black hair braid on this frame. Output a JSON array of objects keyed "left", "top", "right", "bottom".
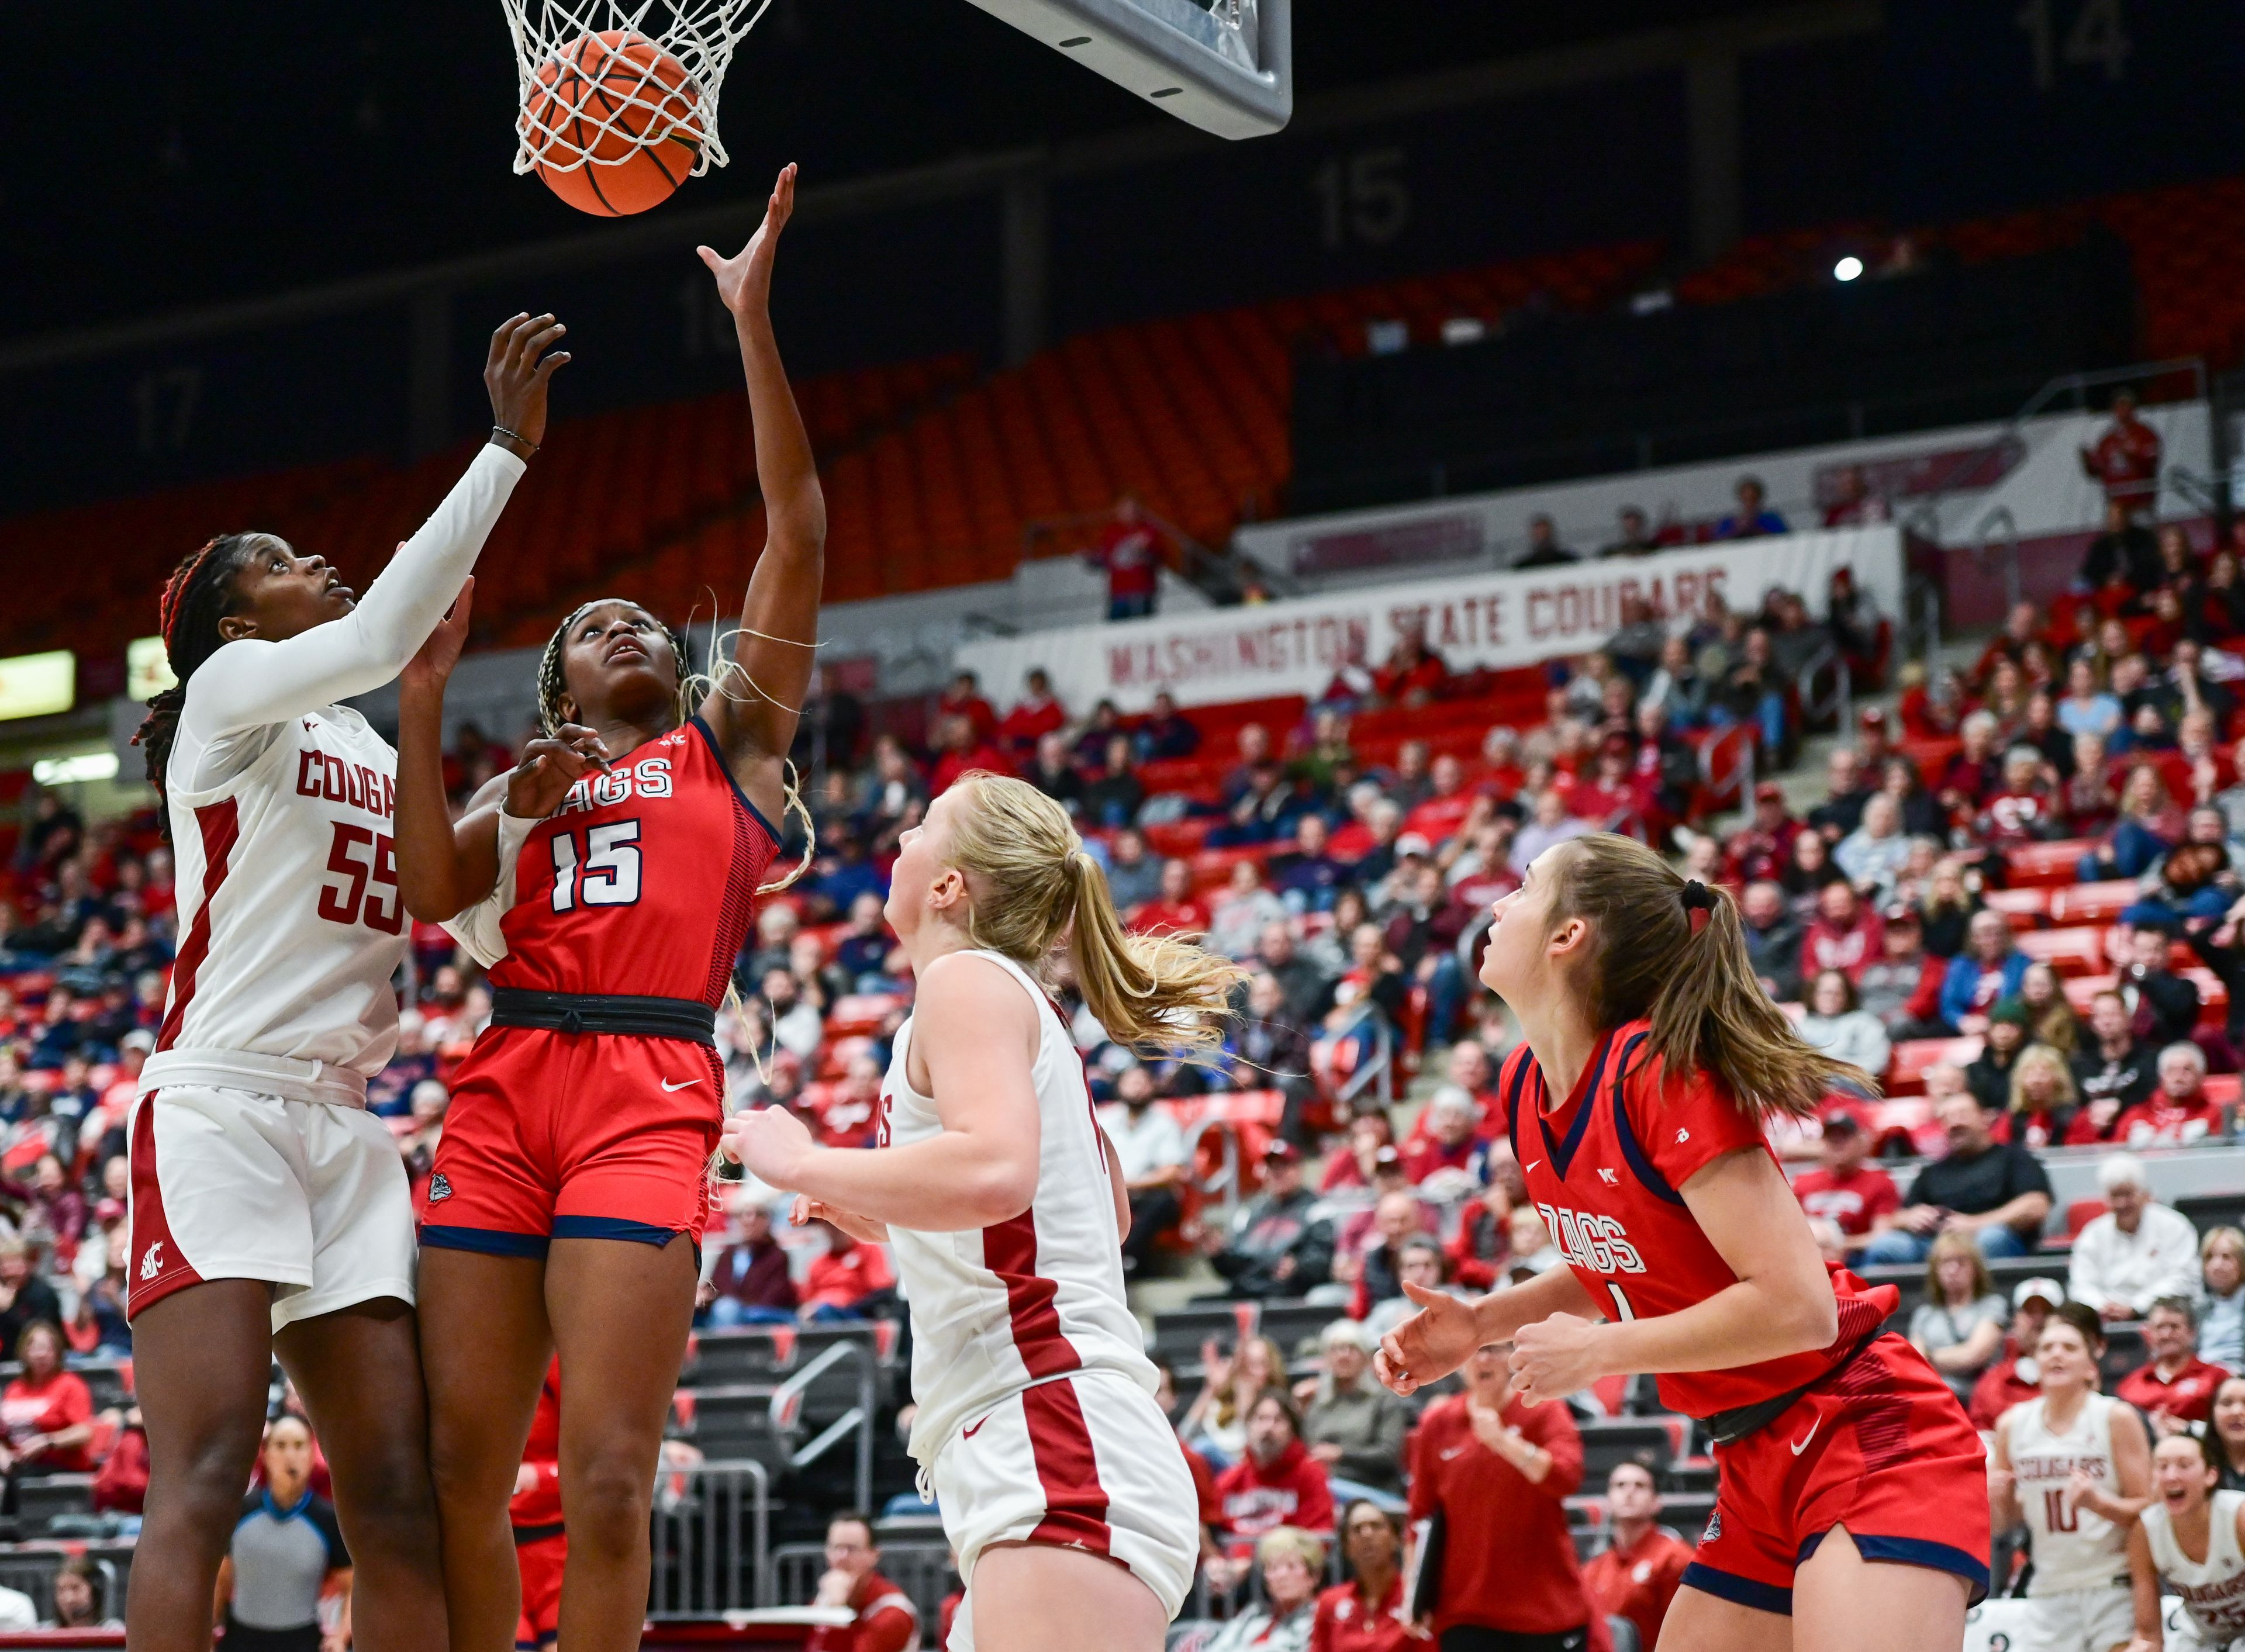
[{"left": 134, "top": 533, "right": 261, "bottom": 840}]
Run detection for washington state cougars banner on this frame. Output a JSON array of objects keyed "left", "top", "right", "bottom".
[{"left": 954, "top": 526, "right": 1902, "bottom": 714}]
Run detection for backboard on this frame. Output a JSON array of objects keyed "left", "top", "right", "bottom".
[{"left": 963, "top": 0, "right": 1291, "bottom": 140}]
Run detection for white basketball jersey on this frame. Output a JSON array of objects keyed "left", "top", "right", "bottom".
[
  {"left": 157, "top": 708, "right": 407, "bottom": 1079},
  {"left": 2011, "top": 1392, "right": 2128, "bottom": 1596},
  {"left": 879, "top": 950, "right": 1157, "bottom": 1468},
  {"left": 2144, "top": 1491, "right": 2245, "bottom": 1644}
]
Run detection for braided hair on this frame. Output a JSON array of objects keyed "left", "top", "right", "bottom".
[
  {"left": 534, "top": 598, "right": 813, "bottom": 896},
  {"left": 134, "top": 533, "right": 267, "bottom": 841}
]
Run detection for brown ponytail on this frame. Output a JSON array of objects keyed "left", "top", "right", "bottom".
[
  {"left": 1545, "top": 833, "right": 1871, "bottom": 1119},
  {"left": 942, "top": 773, "right": 1244, "bottom": 1053}
]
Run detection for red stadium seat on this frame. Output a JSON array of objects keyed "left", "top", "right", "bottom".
[
  {"left": 2006, "top": 841, "right": 2098, "bottom": 889},
  {"left": 2047, "top": 882, "right": 2139, "bottom": 925},
  {"left": 1982, "top": 887, "right": 2051, "bottom": 928},
  {"left": 826, "top": 994, "right": 902, "bottom": 1038},
  {"left": 2013, "top": 927, "right": 2109, "bottom": 977},
  {"left": 1887, "top": 1036, "right": 1983, "bottom": 1094}
]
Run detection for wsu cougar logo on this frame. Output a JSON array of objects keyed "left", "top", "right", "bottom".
[{"left": 140, "top": 1242, "right": 165, "bottom": 1281}]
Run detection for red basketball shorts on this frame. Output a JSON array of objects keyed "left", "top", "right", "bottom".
[
  {"left": 418, "top": 1027, "right": 723, "bottom": 1256},
  {"left": 514, "top": 1530, "right": 565, "bottom": 1651},
  {"left": 1684, "top": 1333, "right": 1991, "bottom": 1615}
]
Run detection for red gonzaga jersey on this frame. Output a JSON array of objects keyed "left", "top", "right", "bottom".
[
  {"left": 448, "top": 718, "right": 777, "bottom": 1004},
  {"left": 1501, "top": 1021, "right": 1897, "bottom": 1419}
]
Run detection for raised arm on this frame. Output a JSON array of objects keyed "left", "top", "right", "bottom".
[
  {"left": 695, "top": 164, "right": 827, "bottom": 828},
  {"left": 183, "top": 316, "right": 568, "bottom": 740},
  {"left": 723, "top": 953, "right": 1042, "bottom": 1231}
]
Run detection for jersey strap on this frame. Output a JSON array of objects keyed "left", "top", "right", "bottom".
[{"left": 489, "top": 987, "right": 717, "bottom": 1045}]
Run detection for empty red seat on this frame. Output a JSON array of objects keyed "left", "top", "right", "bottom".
[
  {"left": 2014, "top": 927, "right": 2108, "bottom": 977},
  {"left": 1983, "top": 887, "right": 2051, "bottom": 928},
  {"left": 2006, "top": 841, "right": 2097, "bottom": 889},
  {"left": 2048, "top": 882, "right": 2139, "bottom": 925},
  {"left": 1887, "top": 1036, "right": 1984, "bottom": 1093}
]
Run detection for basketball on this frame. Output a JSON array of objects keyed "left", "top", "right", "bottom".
[{"left": 523, "top": 29, "right": 703, "bottom": 217}]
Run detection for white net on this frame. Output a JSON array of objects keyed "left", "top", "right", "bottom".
[{"left": 502, "top": 0, "right": 775, "bottom": 178}]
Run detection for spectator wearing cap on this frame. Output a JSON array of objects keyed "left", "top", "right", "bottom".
[
  {"left": 2118, "top": 1297, "right": 2230, "bottom": 1433},
  {"left": 1097, "top": 1065, "right": 1190, "bottom": 1270},
  {"left": 1725, "top": 782, "right": 1802, "bottom": 885},
  {"left": 1966, "top": 1000, "right": 2033, "bottom": 1112},
  {"left": 1300, "top": 1322, "right": 1410, "bottom": 1498},
  {"left": 1204, "top": 1142, "right": 1335, "bottom": 1300},
  {"left": 1797, "top": 969, "right": 1891, "bottom": 1077},
  {"left": 1861, "top": 1091, "right": 2051, "bottom": 1264},
  {"left": 2114, "top": 1043, "right": 2223, "bottom": 1146},
  {"left": 2071, "top": 990, "right": 2158, "bottom": 1130},
  {"left": 2068, "top": 1153, "right": 2204, "bottom": 1321},
  {"left": 1310, "top": 1502, "right": 1417, "bottom": 1652},
  {"left": 1908, "top": 1231, "right": 2011, "bottom": 1405},
  {"left": 1405, "top": 1343, "right": 1590, "bottom": 1647},
  {"left": 1581, "top": 1461, "right": 1693, "bottom": 1652},
  {"left": 702, "top": 1200, "right": 797, "bottom": 1328},
  {"left": 1215, "top": 1390, "right": 1336, "bottom": 1546},
  {"left": 1969, "top": 1278, "right": 2065, "bottom": 1430},
  {"left": 1937, "top": 910, "right": 2031, "bottom": 1035},
  {"left": 1791, "top": 1110, "right": 1898, "bottom": 1248}
]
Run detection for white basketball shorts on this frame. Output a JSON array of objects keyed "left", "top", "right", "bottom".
[
  {"left": 2023, "top": 1585, "right": 2137, "bottom": 1652},
  {"left": 127, "top": 1084, "right": 416, "bottom": 1333},
  {"left": 930, "top": 1369, "right": 1200, "bottom": 1652}
]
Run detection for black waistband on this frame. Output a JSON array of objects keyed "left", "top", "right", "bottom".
[
  {"left": 1701, "top": 1329, "right": 1888, "bottom": 1446},
  {"left": 513, "top": 1520, "right": 566, "bottom": 1546},
  {"left": 489, "top": 989, "right": 716, "bottom": 1045}
]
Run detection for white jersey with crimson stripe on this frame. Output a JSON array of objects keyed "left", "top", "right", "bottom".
[
  {"left": 878, "top": 949, "right": 1159, "bottom": 1468},
  {"left": 158, "top": 707, "right": 408, "bottom": 1074}
]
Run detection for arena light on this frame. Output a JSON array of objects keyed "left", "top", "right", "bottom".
[
  {"left": 32, "top": 751, "right": 118, "bottom": 787},
  {"left": 1833, "top": 255, "right": 1865, "bottom": 283},
  {"left": 127, "top": 636, "right": 177, "bottom": 702},
  {"left": 0, "top": 652, "right": 74, "bottom": 722}
]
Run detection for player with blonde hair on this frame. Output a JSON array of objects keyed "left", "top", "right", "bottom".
[{"left": 728, "top": 771, "right": 1241, "bottom": 1652}]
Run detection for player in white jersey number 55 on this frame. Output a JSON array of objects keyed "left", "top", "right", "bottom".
[
  {"left": 123, "top": 314, "right": 566, "bottom": 1652},
  {"left": 726, "top": 773, "right": 1242, "bottom": 1652}
]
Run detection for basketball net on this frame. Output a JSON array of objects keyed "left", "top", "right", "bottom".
[{"left": 502, "top": 0, "right": 775, "bottom": 178}]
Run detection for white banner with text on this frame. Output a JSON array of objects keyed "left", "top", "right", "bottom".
[{"left": 954, "top": 526, "right": 1902, "bottom": 713}]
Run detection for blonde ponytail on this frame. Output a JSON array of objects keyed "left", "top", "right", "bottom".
[
  {"left": 942, "top": 773, "right": 1245, "bottom": 1053},
  {"left": 1546, "top": 834, "right": 1871, "bottom": 1119}
]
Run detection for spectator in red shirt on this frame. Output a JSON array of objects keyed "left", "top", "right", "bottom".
[
  {"left": 1403, "top": 755, "right": 1476, "bottom": 845},
  {"left": 798, "top": 1224, "right": 894, "bottom": 1323},
  {"left": 2079, "top": 388, "right": 2162, "bottom": 508},
  {"left": 1405, "top": 1344, "right": 1589, "bottom": 1647},
  {"left": 1398, "top": 1089, "right": 1481, "bottom": 1186},
  {"left": 1130, "top": 858, "right": 1211, "bottom": 938},
  {"left": 994, "top": 668, "right": 1067, "bottom": 753},
  {"left": 806, "top": 1054, "right": 883, "bottom": 1149},
  {"left": 927, "top": 713, "right": 1008, "bottom": 797},
  {"left": 1569, "top": 735, "right": 1647, "bottom": 835},
  {"left": 1936, "top": 711, "right": 2002, "bottom": 818},
  {"left": 1580, "top": 1461, "right": 1693, "bottom": 1652},
  {"left": 1214, "top": 1390, "right": 1336, "bottom": 1547},
  {"left": 937, "top": 671, "right": 999, "bottom": 744},
  {"left": 804, "top": 1513, "right": 919, "bottom": 1652},
  {"left": 2113, "top": 1043, "right": 2225, "bottom": 1147},
  {"left": 1370, "top": 624, "right": 1449, "bottom": 709},
  {"left": 0, "top": 1321, "right": 93, "bottom": 1475},
  {"left": 1801, "top": 882, "right": 1885, "bottom": 983},
  {"left": 1724, "top": 782, "right": 1803, "bottom": 884},
  {"left": 1790, "top": 1111, "right": 1899, "bottom": 1245},
  {"left": 1310, "top": 1501, "right": 1424, "bottom": 1652},
  {"left": 2115, "top": 1297, "right": 2232, "bottom": 1434},
  {"left": 1967, "top": 1277, "right": 2064, "bottom": 1431},
  {"left": 1088, "top": 495, "right": 1165, "bottom": 621}
]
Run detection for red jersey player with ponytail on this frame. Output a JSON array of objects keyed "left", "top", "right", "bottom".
[
  {"left": 1377, "top": 834, "right": 1989, "bottom": 1652},
  {"left": 391, "top": 164, "right": 822, "bottom": 1652}
]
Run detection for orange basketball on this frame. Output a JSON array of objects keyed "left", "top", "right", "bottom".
[{"left": 523, "top": 29, "right": 703, "bottom": 217}]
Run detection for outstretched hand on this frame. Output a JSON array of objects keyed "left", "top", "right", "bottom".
[
  {"left": 484, "top": 312, "right": 571, "bottom": 447},
  {"left": 697, "top": 163, "right": 797, "bottom": 319},
  {"left": 402, "top": 578, "right": 474, "bottom": 692},
  {"left": 1374, "top": 1280, "right": 1484, "bottom": 1396}
]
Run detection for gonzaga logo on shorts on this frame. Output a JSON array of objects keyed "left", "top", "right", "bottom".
[{"left": 427, "top": 1173, "right": 454, "bottom": 1204}]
